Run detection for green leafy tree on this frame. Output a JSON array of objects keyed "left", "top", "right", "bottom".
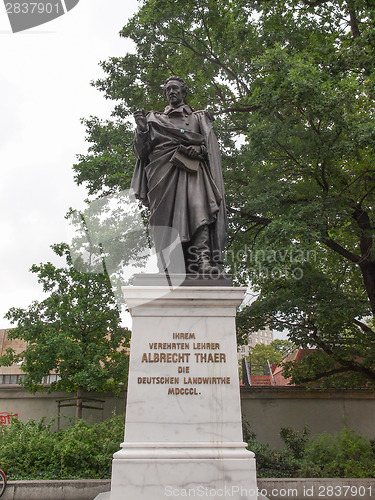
[
  {"left": 1, "top": 244, "right": 130, "bottom": 419},
  {"left": 73, "top": 0, "right": 375, "bottom": 387},
  {"left": 271, "top": 339, "right": 295, "bottom": 355},
  {"left": 250, "top": 343, "right": 283, "bottom": 374}
]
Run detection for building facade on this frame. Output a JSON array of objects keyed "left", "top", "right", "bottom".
[{"left": 238, "top": 326, "right": 274, "bottom": 359}]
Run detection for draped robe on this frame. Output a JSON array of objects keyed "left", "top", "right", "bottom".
[{"left": 131, "top": 104, "right": 227, "bottom": 270}]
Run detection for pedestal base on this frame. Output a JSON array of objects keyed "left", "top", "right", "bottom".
[
  {"left": 111, "top": 456, "right": 257, "bottom": 500},
  {"left": 107, "top": 285, "right": 258, "bottom": 500}
]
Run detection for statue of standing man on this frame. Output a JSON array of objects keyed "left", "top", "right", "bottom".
[{"left": 131, "top": 76, "right": 227, "bottom": 275}]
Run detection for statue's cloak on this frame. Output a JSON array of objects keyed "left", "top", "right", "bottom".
[{"left": 131, "top": 109, "right": 227, "bottom": 264}]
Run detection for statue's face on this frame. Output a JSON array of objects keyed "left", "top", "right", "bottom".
[{"left": 165, "top": 80, "right": 185, "bottom": 108}]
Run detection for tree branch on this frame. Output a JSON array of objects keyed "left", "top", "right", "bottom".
[
  {"left": 308, "top": 324, "right": 375, "bottom": 380},
  {"left": 276, "top": 141, "right": 306, "bottom": 170},
  {"left": 178, "top": 30, "right": 250, "bottom": 96},
  {"left": 219, "top": 105, "right": 260, "bottom": 114},
  {"left": 336, "top": 170, "right": 374, "bottom": 200},
  {"left": 233, "top": 178, "right": 249, "bottom": 187},
  {"left": 352, "top": 205, "right": 373, "bottom": 261},
  {"left": 353, "top": 318, "right": 375, "bottom": 335},
  {"left": 320, "top": 160, "right": 329, "bottom": 193},
  {"left": 347, "top": 0, "right": 361, "bottom": 38},
  {"left": 308, "top": 323, "right": 334, "bottom": 356},
  {"left": 300, "top": 0, "right": 330, "bottom": 6},
  {"left": 295, "top": 366, "right": 354, "bottom": 384},
  {"left": 323, "top": 237, "right": 361, "bottom": 264},
  {"left": 227, "top": 207, "right": 272, "bottom": 225}
]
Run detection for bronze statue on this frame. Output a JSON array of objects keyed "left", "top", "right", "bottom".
[{"left": 131, "top": 76, "right": 227, "bottom": 275}]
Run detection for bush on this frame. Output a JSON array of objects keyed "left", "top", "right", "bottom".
[
  {"left": 248, "top": 439, "right": 299, "bottom": 478},
  {"left": 0, "top": 414, "right": 124, "bottom": 480},
  {"left": 247, "top": 427, "right": 375, "bottom": 479},
  {"left": 2, "top": 417, "right": 375, "bottom": 480},
  {"left": 242, "top": 415, "right": 256, "bottom": 442},
  {"left": 52, "top": 415, "right": 124, "bottom": 478},
  {"left": 298, "top": 428, "right": 375, "bottom": 478},
  {"left": 280, "top": 426, "right": 310, "bottom": 460},
  {"left": 0, "top": 417, "right": 60, "bottom": 479}
]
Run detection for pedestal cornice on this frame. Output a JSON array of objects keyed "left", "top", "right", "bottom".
[{"left": 122, "top": 286, "right": 247, "bottom": 317}]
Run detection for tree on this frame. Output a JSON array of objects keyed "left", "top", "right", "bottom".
[
  {"left": 250, "top": 343, "right": 283, "bottom": 371},
  {"left": 271, "top": 339, "right": 295, "bottom": 356},
  {"left": 1, "top": 243, "right": 130, "bottom": 419},
  {"left": 72, "top": 0, "right": 375, "bottom": 387}
]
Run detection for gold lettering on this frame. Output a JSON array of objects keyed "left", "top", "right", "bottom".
[
  {"left": 149, "top": 342, "right": 190, "bottom": 350},
  {"left": 183, "top": 377, "right": 231, "bottom": 384},
  {"left": 168, "top": 387, "right": 199, "bottom": 395},
  {"left": 142, "top": 353, "right": 190, "bottom": 363},
  {"left": 138, "top": 377, "right": 180, "bottom": 384},
  {"left": 193, "top": 343, "right": 220, "bottom": 350},
  {"left": 172, "top": 332, "right": 196, "bottom": 339},
  {"left": 194, "top": 352, "right": 226, "bottom": 363}
]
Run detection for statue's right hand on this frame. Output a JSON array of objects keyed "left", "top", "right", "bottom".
[{"left": 133, "top": 108, "right": 148, "bottom": 133}]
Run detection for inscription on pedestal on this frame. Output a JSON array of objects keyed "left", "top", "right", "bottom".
[{"left": 138, "top": 331, "right": 231, "bottom": 396}]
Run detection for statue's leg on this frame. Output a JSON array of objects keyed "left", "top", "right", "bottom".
[
  {"left": 183, "top": 241, "right": 197, "bottom": 275},
  {"left": 187, "top": 225, "right": 220, "bottom": 275},
  {"left": 153, "top": 225, "right": 185, "bottom": 274}
]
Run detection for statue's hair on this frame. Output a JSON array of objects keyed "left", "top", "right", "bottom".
[{"left": 163, "top": 76, "right": 188, "bottom": 101}]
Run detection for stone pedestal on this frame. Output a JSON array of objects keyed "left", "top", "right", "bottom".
[{"left": 110, "top": 285, "right": 258, "bottom": 500}]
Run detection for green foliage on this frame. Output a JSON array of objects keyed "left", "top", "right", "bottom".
[
  {"left": 71, "top": 0, "right": 375, "bottom": 387},
  {"left": 250, "top": 343, "right": 282, "bottom": 374},
  {"left": 251, "top": 343, "right": 283, "bottom": 364},
  {"left": 271, "top": 339, "right": 295, "bottom": 355},
  {"left": 299, "top": 428, "right": 375, "bottom": 478},
  {"left": 1, "top": 243, "right": 130, "bottom": 395},
  {"left": 242, "top": 415, "right": 256, "bottom": 442},
  {"left": 1, "top": 417, "right": 374, "bottom": 480},
  {"left": 74, "top": 118, "right": 135, "bottom": 198},
  {"left": 0, "top": 418, "right": 59, "bottom": 479},
  {"left": 248, "top": 426, "right": 375, "bottom": 479},
  {"left": 0, "top": 415, "right": 124, "bottom": 480},
  {"left": 247, "top": 439, "right": 299, "bottom": 478},
  {"left": 280, "top": 426, "right": 310, "bottom": 460},
  {"left": 52, "top": 416, "right": 124, "bottom": 478},
  {"left": 282, "top": 349, "right": 375, "bottom": 389}
]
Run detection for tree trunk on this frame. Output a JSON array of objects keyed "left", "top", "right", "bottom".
[
  {"left": 346, "top": 0, "right": 360, "bottom": 38},
  {"left": 352, "top": 205, "right": 375, "bottom": 314},
  {"left": 76, "top": 386, "right": 83, "bottom": 422},
  {"left": 360, "top": 261, "right": 375, "bottom": 315}
]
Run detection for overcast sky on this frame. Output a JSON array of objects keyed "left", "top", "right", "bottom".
[
  {"left": 0, "top": 0, "right": 140, "bottom": 327},
  {"left": 0, "top": 2, "right": 285, "bottom": 340}
]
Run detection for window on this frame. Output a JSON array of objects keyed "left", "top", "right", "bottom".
[{"left": 0, "top": 374, "right": 25, "bottom": 385}]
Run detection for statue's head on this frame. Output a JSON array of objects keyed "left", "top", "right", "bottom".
[{"left": 163, "top": 76, "right": 188, "bottom": 107}]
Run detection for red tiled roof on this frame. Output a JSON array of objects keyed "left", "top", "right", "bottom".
[{"left": 250, "top": 375, "right": 273, "bottom": 386}]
